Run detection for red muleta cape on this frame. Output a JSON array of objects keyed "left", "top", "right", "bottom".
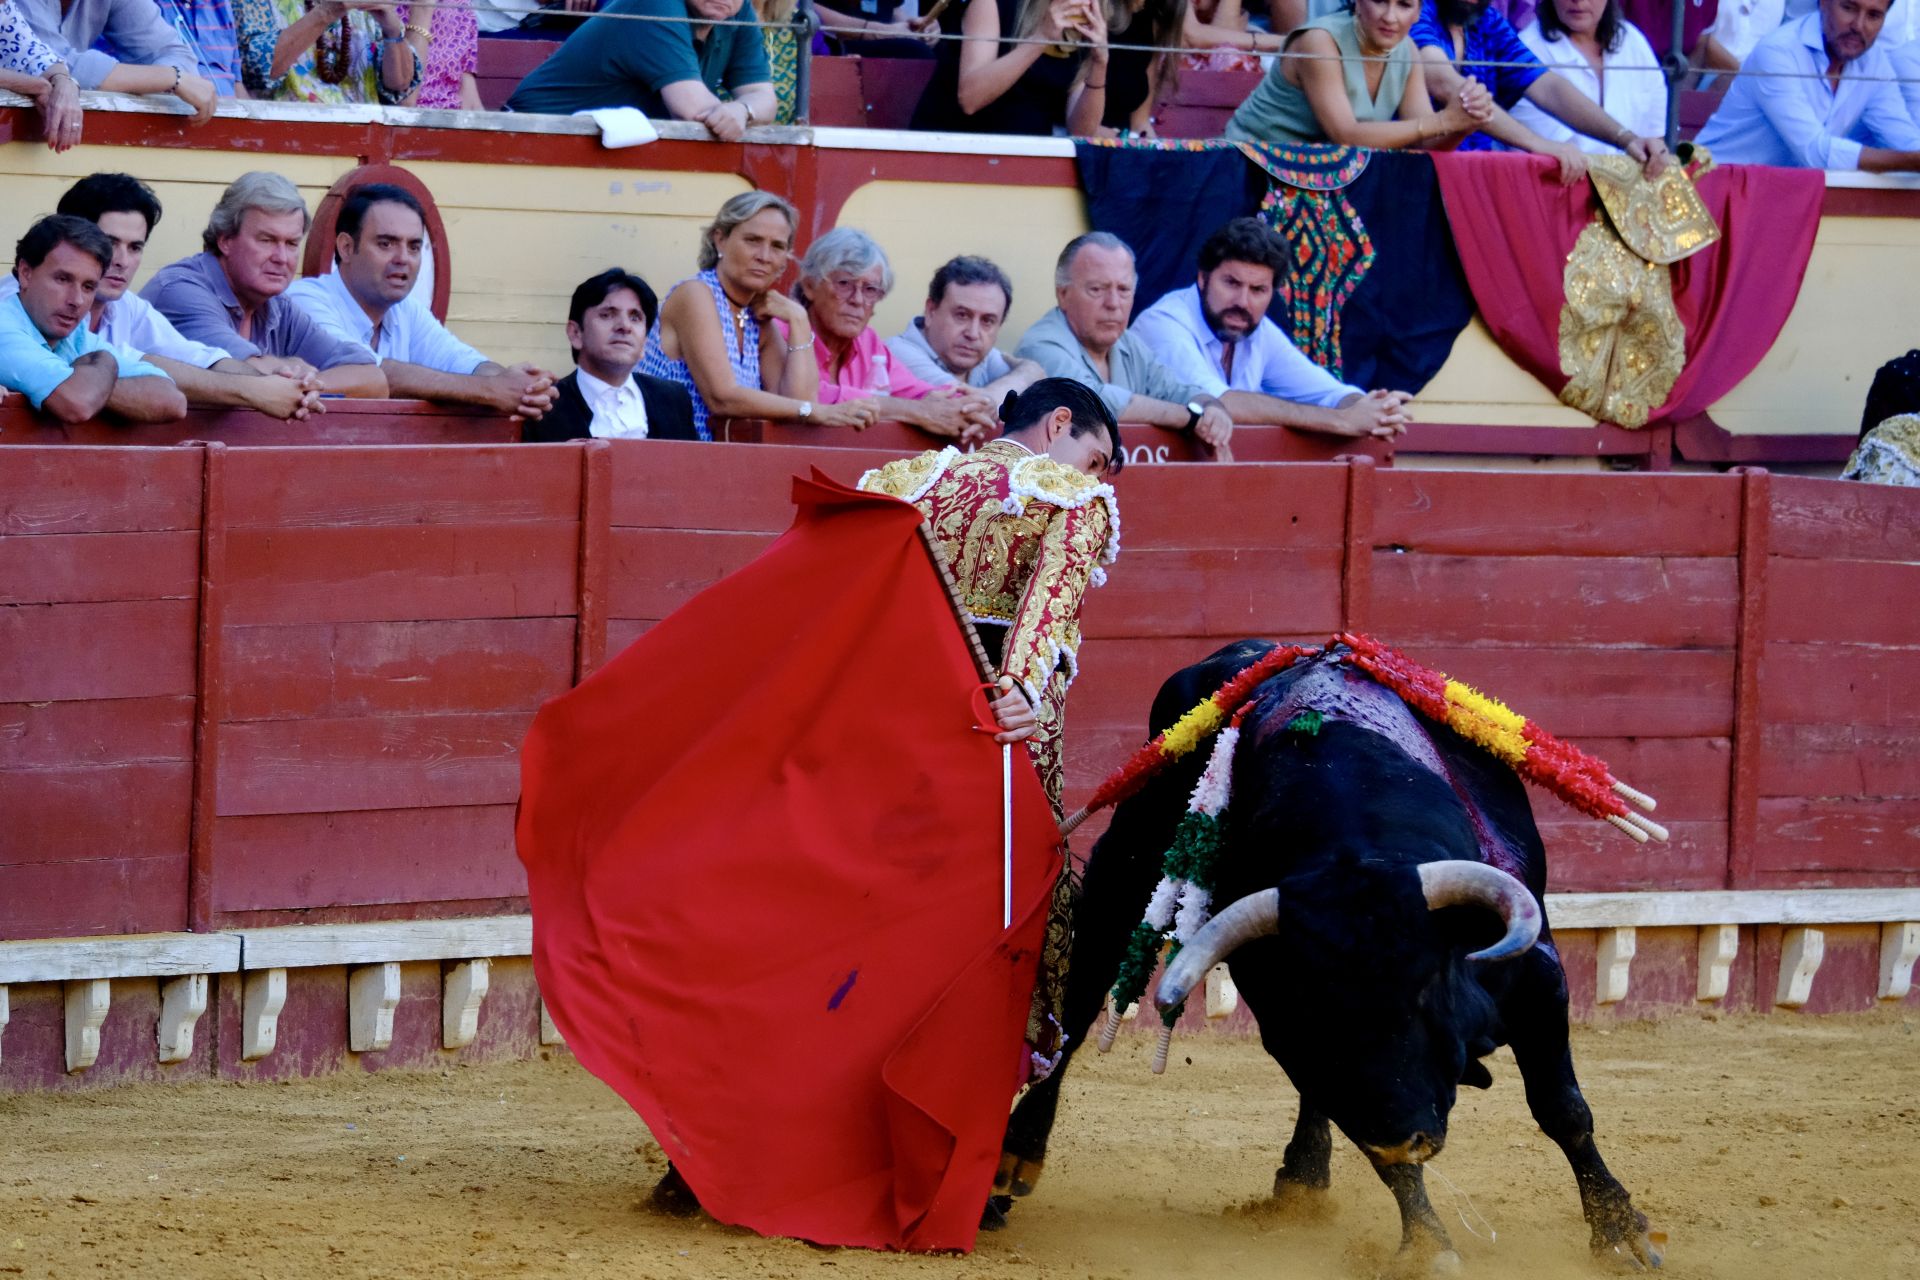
[{"left": 515, "top": 472, "right": 1062, "bottom": 1251}]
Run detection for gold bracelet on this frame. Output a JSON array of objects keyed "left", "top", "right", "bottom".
[{"left": 404, "top": 23, "right": 430, "bottom": 40}]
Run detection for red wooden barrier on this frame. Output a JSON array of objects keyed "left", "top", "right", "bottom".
[{"left": 4, "top": 440, "right": 1918, "bottom": 941}]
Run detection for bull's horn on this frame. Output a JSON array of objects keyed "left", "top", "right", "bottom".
[
  {"left": 1417, "top": 861, "right": 1542, "bottom": 963},
  {"left": 1154, "top": 889, "right": 1280, "bottom": 1014}
]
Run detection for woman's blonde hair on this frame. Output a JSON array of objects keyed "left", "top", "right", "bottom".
[
  {"left": 754, "top": 0, "right": 796, "bottom": 24},
  {"left": 698, "top": 190, "right": 800, "bottom": 271}
]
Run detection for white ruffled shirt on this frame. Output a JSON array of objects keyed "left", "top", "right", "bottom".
[{"left": 577, "top": 367, "right": 650, "bottom": 440}]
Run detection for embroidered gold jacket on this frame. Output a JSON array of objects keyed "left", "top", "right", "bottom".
[{"left": 857, "top": 440, "right": 1120, "bottom": 703}]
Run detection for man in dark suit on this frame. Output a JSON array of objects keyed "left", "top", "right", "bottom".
[{"left": 527, "top": 268, "right": 697, "bottom": 442}]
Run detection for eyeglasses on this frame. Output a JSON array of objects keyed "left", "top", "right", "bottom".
[{"left": 826, "top": 276, "right": 887, "bottom": 305}]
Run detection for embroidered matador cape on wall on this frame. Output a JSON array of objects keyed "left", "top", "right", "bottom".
[{"left": 516, "top": 473, "right": 1064, "bottom": 1252}]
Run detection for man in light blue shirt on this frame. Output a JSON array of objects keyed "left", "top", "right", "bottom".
[
  {"left": 1132, "top": 218, "right": 1412, "bottom": 441},
  {"left": 285, "top": 184, "right": 556, "bottom": 420},
  {"left": 1697, "top": 0, "right": 1920, "bottom": 170},
  {"left": 2, "top": 214, "right": 183, "bottom": 424}
]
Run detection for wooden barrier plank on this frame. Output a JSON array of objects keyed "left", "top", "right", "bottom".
[
  {"left": 0, "top": 600, "right": 198, "bottom": 702},
  {"left": 222, "top": 523, "right": 580, "bottom": 625},
  {"left": 1081, "top": 547, "right": 1346, "bottom": 640},
  {"left": 0, "top": 446, "right": 201, "bottom": 535},
  {"left": 606, "top": 528, "right": 777, "bottom": 621},
  {"left": 210, "top": 805, "right": 522, "bottom": 913},
  {"left": 1769, "top": 473, "right": 1920, "bottom": 562},
  {"left": 0, "top": 531, "right": 200, "bottom": 606},
  {"left": 1374, "top": 471, "right": 1741, "bottom": 556},
  {"left": 1765, "top": 557, "right": 1920, "bottom": 646},
  {"left": 216, "top": 712, "right": 531, "bottom": 816},
  {"left": 609, "top": 440, "right": 898, "bottom": 531},
  {"left": 1370, "top": 553, "right": 1739, "bottom": 647},
  {"left": 222, "top": 445, "right": 581, "bottom": 528},
  {"left": 1540, "top": 820, "right": 1728, "bottom": 893},
  {"left": 0, "top": 762, "right": 192, "bottom": 863},
  {"left": 1100, "top": 464, "right": 1352, "bottom": 551},
  {"left": 222, "top": 619, "right": 576, "bottom": 721},
  {"left": 0, "top": 696, "right": 194, "bottom": 769},
  {"left": 1758, "top": 723, "right": 1920, "bottom": 799},
  {"left": 1381, "top": 645, "right": 1734, "bottom": 738},
  {"left": 1526, "top": 735, "right": 1731, "bottom": 820},
  {"left": 1753, "top": 797, "right": 1920, "bottom": 874},
  {"left": 1761, "top": 643, "right": 1920, "bottom": 728},
  {"left": 0, "top": 856, "right": 188, "bottom": 937}
]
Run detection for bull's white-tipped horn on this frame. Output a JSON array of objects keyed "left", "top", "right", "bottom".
[
  {"left": 1154, "top": 889, "right": 1280, "bottom": 1014},
  {"left": 1418, "top": 861, "right": 1542, "bottom": 963}
]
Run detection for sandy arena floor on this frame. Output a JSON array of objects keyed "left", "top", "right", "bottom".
[{"left": 3, "top": 1011, "right": 1916, "bottom": 1280}]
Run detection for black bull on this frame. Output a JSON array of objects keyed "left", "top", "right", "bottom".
[{"left": 998, "top": 640, "right": 1664, "bottom": 1272}]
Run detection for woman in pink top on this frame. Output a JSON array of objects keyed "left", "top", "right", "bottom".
[
  {"left": 398, "top": 0, "right": 479, "bottom": 110},
  {"left": 795, "top": 228, "right": 998, "bottom": 444}
]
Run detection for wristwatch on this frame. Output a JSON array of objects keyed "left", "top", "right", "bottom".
[
  {"left": 796, "top": 400, "right": 813, "bottom": 420},
  {"left": 1184, "top": 400, "right": 1205, "bottom": 432}
]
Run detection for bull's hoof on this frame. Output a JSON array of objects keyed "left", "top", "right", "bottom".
[
  {"left": 1591, "top": 1208, "right": 1664, "bottom": 1271},
  {"left": 1428, "top": 1250, "right": 1464, "bottom": 1277},
  {"left": 646, "top": 1165, "right": 702, "bottom": 1218},
  {"left": 979, "top": 1195, "right": 1013, "bottom": 1231},
  {"left": 993, "top": 1151, "right": 1045, "bottom": 1198}
]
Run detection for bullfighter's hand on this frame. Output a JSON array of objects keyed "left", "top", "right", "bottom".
[{"left": 988, "top": 677, "right": 1037, "bottom": 744}]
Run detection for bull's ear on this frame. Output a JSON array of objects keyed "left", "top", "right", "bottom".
[{"left": 1460, "top": 1058, "right": 1494, "bottom": 1090}]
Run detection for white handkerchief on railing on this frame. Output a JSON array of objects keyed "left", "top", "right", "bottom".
[{"left": 574, "top": 107, "right": 659, "bottom": 149}]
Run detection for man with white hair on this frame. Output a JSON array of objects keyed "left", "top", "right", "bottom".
[
  {"left": 1015, "top": 231, "right": 1234, "bottom": 453},
  {"left": 142, "top": 171, "right": 387, "bottom": 397}
]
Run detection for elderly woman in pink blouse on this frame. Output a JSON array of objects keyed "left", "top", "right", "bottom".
[{"left": 794, "top": 227, "right": 999, "bottom": 444}]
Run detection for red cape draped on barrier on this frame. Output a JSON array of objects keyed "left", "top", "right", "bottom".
[
  {"left": 1430, "top": 151, "right": 1824, "bottom": 424},
  {"left": 515, "top": 473, "right": 1062, "bottom": 1252}
]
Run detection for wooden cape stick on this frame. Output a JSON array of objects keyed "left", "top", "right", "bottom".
[{"left": 913, "top": 522, "right": 1020, "bottom": 928}]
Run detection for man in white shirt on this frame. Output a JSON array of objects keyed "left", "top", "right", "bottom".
[
  {"left": 1696, "top": 0, "right": 1920, "bottom": 170},
  {"left": 1131, "top": 218, "right": 1411, "bottom": 441},
  {"left": 0, "top": 172, "right": 324, "bottom": 420},
  {"left": 525, "top": 268, "right": 697, "bottom": 442},
  {"left": 286, "top": 183, "right": 558, "bottom": 419},
  {"left": 886, "top": 256, "right": 1046, "bottom": 402}
]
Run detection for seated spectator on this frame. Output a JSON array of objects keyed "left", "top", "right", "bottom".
[
  {"left": 235, "top": 0, "right": 421, "bottom": 103},
  {"left": 814, "top": 0, "right": 939, "bottom": 57},
  {"left": 397, "top": 0, "right": 480, "bottom": 109},
  {"left": 0, "top": 172, "right": 323, "bottom": 419},
  {"left": 1699, "top": 0, "right": 1920, "bottom": 169},
  {"left": 1225, "top": 0, "right": 1493, "bottom": 146},
  {"left": 888, "top": 255, "right": 1046, "bottom": 401},
  {"left": 1099, "top": 0, "right": 1181, "bottom": 135},
  {"left": 143, "top": 171, "right": 388, "bottom": 397},
  {"left": 1132, "top": 217, "right": 1412, "bottom": 438},
  {"left": 526, "top": 269, "right": 697, "bottom": 440},
  {"left": 287, "top": 184, "right": 555, "bottom": 418},
  {"left": 98, "top": 0, "right": 242, "bottom": 94},
  {"left": 2, "top": 215, "right": 185, "bottom": 424},
  {"left": 1, "top": 0, "right": 83, "bottom": 151},
  {"left": 505, "top": 0, "right": 775, "bottom": 139},
  {"left": 641, "top": 191, "right": 874, "bottom": 438},
  {"left": 1411, "top": 0, "right": 1670, "bottom": 181},
  {"left": 1509, "top": 0, "right": 1664, "bottom": 150},
  {"left": 1014, "top": 231, "right": 1236, "bottom": 453},
  {"left": 1696, "top": 0, "right": 1783, "bottom": 76},
  {"left": 910, "top": 0, "right": 1109, "bottom": 136},
  {"left": 792, "top": 228, "right": 998, "bottom": 443},
  {"left": 15, "top": 0, "right": 218, "bottom": 119}
]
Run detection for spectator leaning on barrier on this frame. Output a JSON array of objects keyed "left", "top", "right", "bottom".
[
  {"left": 1131, "top": 217, "right": 1412, "bottom": 440},
  {"left": 1, "top": 0, "right": 84, "bottom": 151},
  {"left": 235, "top": 0, "right": 422, "bottom": 104},
  {"left": 286, "top": 184, "right": 556, "bottom": 418},
  {"left": 1699, "top": 0, "right": 1920, "bottom": 170},
  {"left": 887, "top": 255, "right": 1046, "bottom": 403},
  {"left": 812, "top": 0, "right": 939, "bottom": 58},
  {"left": 1224, "top": 0, "right": 1494, "bottom": 148},
  {"left": 792, "top": 228, "right": 999, "bottom": 445},
  {"left": 641, "top": 191, "right": 875, "bottom": 439},
  {"left": 2, "top": 214, "right": 185, "bottom": 424},
  {"left": 16, "top": 0, "right": 219, "bottom": 120},
  {"left": 504, "top": 0, "right": 775, "bottom": 140},
  {"left": 143, "top": 171, "right": 388, "bottom": 397},
  {"left": 527, "top": 268, "right": 698, "bottom": 441},
  {"left": 1410, "top": 0, "right": 1671, "bottom": 182},
  {"left": 98, "top": 0, "right": 243, "bottom": 94},
  {"left": 1015, "top": 231, "right": 1235, "bottom": 454},
  {"left": 0, "top": 172, "right": 325, "bottom": 420},
  {"left": 1509, "top": 0, "right": 1665, "bottom": 151}
]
